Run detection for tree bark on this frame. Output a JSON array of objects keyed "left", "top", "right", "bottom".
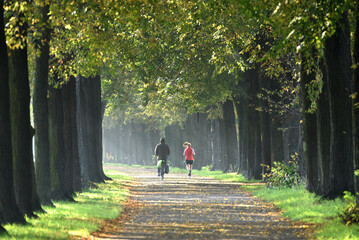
[
  {"left": 253, "top": 111, "right": 263, "bottom": 179},
  {"left": 235, "top": 96, "right": 248, "bottom": 177},
  {"left": 165, "top": 124, "right": 184, "bottom": 168},
  {"left": 258, "top": 72, "right": 272, "bottom": 176},
  {"left": 353, "top": 0, "right": 359, "bottom": 205},
  {"left": 78, "top": 76, "right": 105, "bottom": 183},
  {"left": 9, "top": 5, "right": 42, "bottom": 216},
  {"left": 61, "top": 79, "right": 76, "bottom": 198},
  {"left": 247, "top": 108, "right": 256, "bottom": 179},
  {"left": 325, "top": 11, "right": 354, "bottom": 197},
  {"left": 222, "top": 100, "right": 239, "bottom": 172},
  {"left": 317, "top": 59, "right": 331, "bottom": 196},
  {"left": 0, "top": 0, "right": 24, "bottom": 224},
  {"left": 301, "top": 53, "right": 319, "bottom": 193},
  {"left": 49, "top": 79, "right": 70, "bottom": 200},
  {"left": 33, "top": 3, "right": 52, "bottom": 205},
  {"left": 69, "top": 77, "right": 82, "bottom": 192},
  {"left": 270, "top": 114, "right": 284, "bottom": 163},
  {"left": 76, "top": 75, "right": 90, "bottom": 187},
  {"left": 93, "top": 77, "right": 109, "bottom": 180},
  {"left": 210, "top": 119, "right": 221, "bottom": 171}
]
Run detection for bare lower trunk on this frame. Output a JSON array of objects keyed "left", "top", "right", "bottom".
[
  {"left": 33, "top": 3, "right": 52, "bottom": 205},
  {"left": 9, "top": 9, "right": 42, "bottom": 216},
  {"left": 0, "top": 0, "right": 24, "bottom": 223},
  {"left": 301, "top": 51, "right": 318, "bottom": 193},
  {"left": 325, "top": 12, "right": 354, "bottom": 197}
]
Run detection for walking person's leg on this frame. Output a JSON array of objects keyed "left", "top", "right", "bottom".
[
  {"left": 188, "top": 161, "right": 193, "bottom": 178},
  {"left": 187, "top": 161, "right": 192, "bottom": 177}
]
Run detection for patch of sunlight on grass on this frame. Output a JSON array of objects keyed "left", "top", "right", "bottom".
[
  {"left": 2, "top": 173, "right": 131, "bottom": 240},
  {"left": 252, "top": 185, "right": 345, "bottom": 223},
  {"left": 245, "top": 184, "right": 359, "bottom": 239},
  {"left": 317, "top": 218, "right": 359, "bottom": 240}
]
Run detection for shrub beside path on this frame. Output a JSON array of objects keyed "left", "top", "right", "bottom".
[{"left": 90, "top": 166, "right": 314, "bottom": 239}]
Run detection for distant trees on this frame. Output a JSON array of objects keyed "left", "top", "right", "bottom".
[{"left": 102, "top": 0, "right": 359, "bottom": 201}]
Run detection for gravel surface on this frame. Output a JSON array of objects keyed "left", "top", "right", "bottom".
[{"left": 90, "top": 166, "right": 313, "bottom": 240}]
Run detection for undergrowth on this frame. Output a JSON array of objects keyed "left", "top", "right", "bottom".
[{"left": 262, "top": 154, "right": 300, "bottom": 188}]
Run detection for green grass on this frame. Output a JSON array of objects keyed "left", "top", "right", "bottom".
[
  {"left": 171, "top": 166, "right": 257, "bottom": 183},
  {"left": 2, "top": 171, "right": 131, "bottom": 240},
  {"left": 241, "top": 184, "right": 359, "bottom": 239}
]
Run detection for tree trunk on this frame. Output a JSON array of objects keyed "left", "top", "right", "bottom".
[
  {"left": 258, "top": 72, "right": 272, "bottom": 176},
  {"left": 247, "top": 108, "right": 255, "bottom": 179},
  {"left": 222, "top": 100, "right": 239, "bottom": 172},
  {"left": 240, "top": 96, "right": 249, "bottom": 177},
  {"left": 325, "top": 11, "right": 354, "bottom": 197},
  {"left": 86, "top": 76, "right": 103, "bottom": 182},
  {"left": 93, "top": 77, "right": 109, "bottom": 180},
  {"left": 165, "top": 124, "right": 184, "bottom": 168},
  {"left": 218, "top": 118, "right": 227, "bottom": 171},
  {"left": 69, "top": 77, "right": 81, "bottom": 192},
  {"left": 353, "top": 1, "right": 359, "bottom": 205},
  {"left": 0, "top": 0, "right": 24, "bottom": 223},
  {"left": 9, "top": 5, "right": 42, "bottom": 216},
  {"left": 301, "top": 53, "right": 319, "bottom": 193},
  {"left": 317, "top": 59, "right": 331, "bottom": 196},
  {"left": 270, "top": 114, "right": 284, "bottom": 163},
  {"left": 76, "top": 75, "right": 90, "bottom": 187},
  {"left": 33, "top": 3, "right": 52, "bottom": 205},
  {"left": 61, "top": 79, "right": 76, "bottom": 198},
  {"left": 253, "top": 111, "right": 263, "bottom": 179},
  {"left": 210, "top": 119, "right": 221, "bottom": 171},
  {"left": 49, "top": 80, "right": 70, "bottom": 200},
  {"left": 235, "top": 96, "right": 248, "bottom": 176}
]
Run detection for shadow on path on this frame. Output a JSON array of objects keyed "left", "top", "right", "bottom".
[{"left": 90, "top": 166, "right": 314, "bottom": 240}]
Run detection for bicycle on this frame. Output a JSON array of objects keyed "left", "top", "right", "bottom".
[{"left": 158, "top": 160, "right": 167, "bottom": 180}]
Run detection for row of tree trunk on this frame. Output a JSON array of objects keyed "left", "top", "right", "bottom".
[
  {"left": 104, "top": 103, "right": 300, "bottom": 177},
  {"left": 235, "top": 12, "right": 358, "bottom": 199},
  {"left": 103, "top": 122, "right": 160, "bottom": 166},
  {"left": 0, "top": 1, "right": 107, "bottom": 231}
]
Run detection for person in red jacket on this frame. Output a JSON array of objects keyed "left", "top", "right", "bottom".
[{"left": 183, "top": 142, "right": 195, "bottom": 178}]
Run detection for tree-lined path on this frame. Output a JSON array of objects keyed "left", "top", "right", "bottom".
[{"left": 91, "top": 166, "right": 313, "bottom": 239}]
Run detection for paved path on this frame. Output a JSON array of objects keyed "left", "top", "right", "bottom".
[{"left": 91, "top": 166, "right": 313, "bottom": 239}]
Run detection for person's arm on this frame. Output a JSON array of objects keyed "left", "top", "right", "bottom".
[
  {"left": 192, "top": 148, "right": 195, "bottom": 155},
  {"left": 183, "top": 148, "right": 186, "bottom": 156},
  {"left": 155, "top": 145, "right": 158, "bottom": 156}
]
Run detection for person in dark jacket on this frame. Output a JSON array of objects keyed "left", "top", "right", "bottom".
[{"left": 155, "top": 138, "right": 170, "bottom": 178}]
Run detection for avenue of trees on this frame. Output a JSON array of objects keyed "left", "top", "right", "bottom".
[
  {"left": 102, "top": 0, "right": 359, "bottom": 200},
  {"left": 2, "top": 0, "right": 359, "bottom": 234}
]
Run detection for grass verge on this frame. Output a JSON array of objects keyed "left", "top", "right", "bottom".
[
  {"left": 241, "top": 184, "right": 359, "bottom": 240},
  {"left": 2, "top": 170, "right": 131, "bottom": 240}
]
